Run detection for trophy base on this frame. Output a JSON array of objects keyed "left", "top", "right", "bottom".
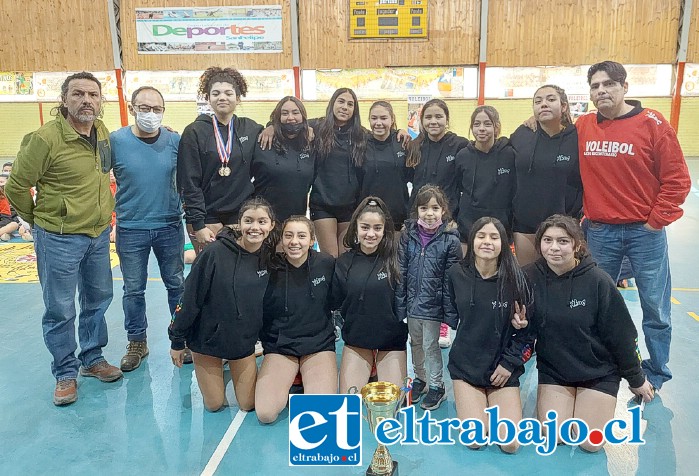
[{"left": 366, "top": 461, "right": 398, "bottom": 476}]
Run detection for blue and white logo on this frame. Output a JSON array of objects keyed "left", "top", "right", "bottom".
[{"left": 289, "top": 394, "right": 362, "bottom": 466}]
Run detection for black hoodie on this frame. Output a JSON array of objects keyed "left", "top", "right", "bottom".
[
  {"left": 455, "top": 137, "right": 516, "bottom": 240},
  {"left": 309, "top": 118, "right": 361, "bottom": 210},
  {"left": 524, "top": 256, "right": 645, "bottom": 388},
  {"left": 446, "top": 262, "right": 534, "bottom": 388},
  {"left": 168, "top": 227, "right": 270, "bottom": 360},
  {"left": 332, "top": 249, "right": 408, "bottom": 351},
  {"left": 177, "top": 114, "right": 263, "bottom": 230},
  {"left": 261, "top": 250, "right": 336, "bottom": 357},
  {"left": 251, "top": 138, "right": 315, "bottom": 223},
  {"left": 360, "top": 132, "right": 411, "bottom": 226},
  {"left": 510, "top": 123, "right": 582, "bottom": 234},
  {"left": 409, "top": 131, "right": 469, "bottom": 217}
]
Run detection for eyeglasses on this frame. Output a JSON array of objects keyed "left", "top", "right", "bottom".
[{"left": 133, "top": 104, "right": 165, "bottom": 114}]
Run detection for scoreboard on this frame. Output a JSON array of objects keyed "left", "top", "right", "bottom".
[{"left": 349, "top": 0, "right": 428, "bottom": 39}]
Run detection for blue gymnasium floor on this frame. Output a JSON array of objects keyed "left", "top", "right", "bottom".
[{"left": 1, "top": 161, "right": 699, "bottom": 476}]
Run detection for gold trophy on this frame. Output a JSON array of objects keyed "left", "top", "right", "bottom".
[{"left": 359, "top": 381, "right": 407, "bottom": 476}]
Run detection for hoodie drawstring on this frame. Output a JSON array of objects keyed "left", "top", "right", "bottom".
[
  {"left": 307, "top": 256, "right": 315, "bottom": 299},
  {"left": 231, "top": 250, "right": 243, "bottom": 318},
  {"left": 284, "top": 260, "right": 289, "bottom": 313},
  {"left": 359, "top": 254, "right": 381, "bottom": 301},
  {"left": 427, "top": 139, "right": 446, "bottom": 177}
]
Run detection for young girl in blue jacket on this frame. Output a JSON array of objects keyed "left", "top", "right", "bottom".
[{"left": 396, "top": 185, "right": 462, "bottom": 410}]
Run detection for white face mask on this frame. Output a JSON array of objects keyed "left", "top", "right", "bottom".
[{"left": 135, "top": 111, "right": 162, "bottom": 133}]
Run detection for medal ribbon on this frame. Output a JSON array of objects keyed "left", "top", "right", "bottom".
[{"left": 212, "top": 116, "right": 234, "bottom": 169}]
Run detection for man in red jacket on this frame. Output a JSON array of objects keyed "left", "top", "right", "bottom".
[{"left": 576, "top": 61, "right": 691, "bottom": 394}]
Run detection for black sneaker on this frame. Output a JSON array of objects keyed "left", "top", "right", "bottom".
[
  {"left": 420, "top": 385, "right": 446, "bottom": 410},
  {"left": 411, "top": 378, "right": 428, "bottom": 403}
]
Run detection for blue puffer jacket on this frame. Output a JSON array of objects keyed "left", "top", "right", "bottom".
[{"left": 396, "top": 220, "right": 462, "bottom": 322}]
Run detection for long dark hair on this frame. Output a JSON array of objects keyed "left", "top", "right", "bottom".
[
  {"left": 314, "top": 88, "right": 367, "bottom": 167},
  {"left": 467, "top": 217, "right": 533, "bottom": 310},
  {"left": 406, "top": 98, "right": 450, "bottom": 168},
  {"left": 269, "top": 96, "right": 311, "bottom": 154},
  {"left": 343, "top": 196, "right": 399, "bottom": 286}
]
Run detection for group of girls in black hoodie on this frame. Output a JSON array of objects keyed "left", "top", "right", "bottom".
[
  {"left": 255, "top": 91, "right": 410, "bottom": 258},
  {"left": 454, "top": 87, "right": 582, "bottom": 265},
  {"left": 169, "top": 195, "right": 652, "bottom": 453},
  {"left": 171, "top": 72, "right": 649, "bottom": 453},
  {"left": 446, "top": 215, "right": 654, "bottom": 453},
  {"left": 169, "top": 194, "right": 409, "bottom": 420}
]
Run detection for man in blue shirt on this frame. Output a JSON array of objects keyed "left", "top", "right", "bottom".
[{"left": 111, "top": 86, "right": 186, "bottom": 371}]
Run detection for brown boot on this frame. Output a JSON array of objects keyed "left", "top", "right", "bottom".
[
  {"left": 120, "top": 341, "right": 149, "bottom": 372},
  {"left": 54, "top": 379, "right": 78, "bottom": 406},
  {"left": 80, "top": 360, "right": 123, "bottom": 382}
]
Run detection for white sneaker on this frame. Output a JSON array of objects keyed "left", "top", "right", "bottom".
[
  {"left": 438, "top": 323, "right": 451, "bottom": 348},
  {"left": 255, "top": 341, "right": 263, "bottom": 357}
]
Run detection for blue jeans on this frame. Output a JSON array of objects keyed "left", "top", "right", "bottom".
[
  {"left": 115, "top": 223, "right": 184, "bottom": 342},
  {"left": 586, "top": 221, "right": 672, "bottom": 389},
  {"left": 33, "top": 225, "right": 113, "bottom": 381}
]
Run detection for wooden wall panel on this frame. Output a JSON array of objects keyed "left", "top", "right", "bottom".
[
  {"left": 487, "top": 0, "right": 681, "bottom": 66},
  {"left": 0, "top": 0, "right": 114, "bottom": 71},
  {"left": 686, "top": 0, "right": 699, "bottom": 62},
  {"left": 121, "top": 0, "right": 293, "bottom": 71},
  {"left": 299, "top": 0, "right": 480, "bottom": 69}
]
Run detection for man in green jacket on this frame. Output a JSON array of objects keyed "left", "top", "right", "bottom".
[{"left": 6, "top": 72, "right": 123, "bottom": 406}]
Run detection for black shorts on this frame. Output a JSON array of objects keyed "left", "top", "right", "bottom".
[
  {"left": 0, "top": 214, "right": 18, "bottom": 229},
  {"left": 538, "top": 371, "right": 621, "bottom": 397},
  {"left": 263, "top": 341, "right": 336, "bottom": 358},
  {"left": 310, "top": 203, "right": 355, "bottom": 223}
]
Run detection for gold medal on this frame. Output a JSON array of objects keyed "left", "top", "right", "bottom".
[{"left": 212, "top": 116, "right": 235, "bottom": 180}]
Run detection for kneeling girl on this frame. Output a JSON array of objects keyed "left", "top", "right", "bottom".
[
  {"left": 526, "top": 215, "right": 654, "bottom": 452},
  {"left": 446, "top": 217, "right": 533, "bottom": 453},
  {"left": 256, "top": 216, "right": 338, "bottom": 423},
  {"left": 169, "top": 198, "right": 276, "bottom": 412},
  {"left": 334, "top": 197, "right": 408, "bottom": 393}
]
